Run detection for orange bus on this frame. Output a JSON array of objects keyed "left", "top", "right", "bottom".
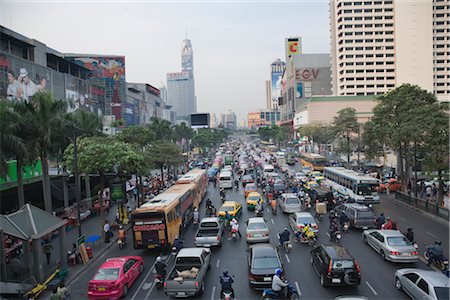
[
  {"left": 176, "top": 169, "right": 208, "bottom": 207},
  {"left": 299, "top": 153, "right": 328, "bottom": 171},
  {"left": 131, "top": 184, "right": 196, "bottom": 249}
]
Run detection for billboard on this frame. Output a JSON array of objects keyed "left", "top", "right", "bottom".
[
  {"left": 190, "top": 113, "right": 210, "bottom": 129},
  {"left": 271, "top": 71, "right": 283, "bottom": 109},
  {"left": 286, "top": 38, "right": 301, "bottom": 56}
]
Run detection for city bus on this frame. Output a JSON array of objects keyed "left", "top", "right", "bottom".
[
  {"left": 176, "top": 169, "right": 208, "bottom": 207},
  {"left": 299, "top": 153, "right": 328, "bottom": 171},
  {"left": 131, "top": 184, "right": 196, "bottom": 249},
  {"left": 323, "top": 167, "right": 380, "bottom": 205}
]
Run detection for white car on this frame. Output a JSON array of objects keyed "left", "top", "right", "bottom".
[
  {"left": 279, "top": 193, "right": 303, "bottom": 213},
  {"left": 289, "top": 212, "right": 319, "bottom": 233},
  {"left": 295, "top": 172, "right": 307, "bottom": 182},
  {"left": 246, "top": 217, "right": 270, "bottom": 243}
]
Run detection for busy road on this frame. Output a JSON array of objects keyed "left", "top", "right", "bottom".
[{"left": 66, "top": 159, "right": 447, "bottom": 300}]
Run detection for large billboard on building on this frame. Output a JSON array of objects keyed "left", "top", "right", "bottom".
[
  {"left": 271, "top": 71, "right": 283, "bottom": 109},
  {"left": 285, "top": 37, "right": 301, "bottom": 58},
  {"left": 190, "top": 113, "right": 210, "bottom": 129}
]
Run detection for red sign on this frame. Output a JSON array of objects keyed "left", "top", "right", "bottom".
[{"left": 133, "top": 224, "right": 165, "bottom": 232}]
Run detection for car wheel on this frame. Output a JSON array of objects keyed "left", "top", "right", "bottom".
[
  {"left": 395, "top": 277, "right": 402, "bottom": 290},
  {"left": 380, "top": 250, "right": 386, "bottom": 260},
  {"left": 320, "top": 275, "right": 327, "bottom": 287},
  {"left": 363, "top": 235, "right": 368, "bottom": 244},
  {"left": 123, "top": 285, "right": 128, "bottom": 297}
]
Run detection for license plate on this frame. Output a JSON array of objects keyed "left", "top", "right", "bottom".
[
  {"left": 177, "top": 292, "right": 186, "bottom": 296},
  {"left": 98, "top": 287, "right": 106, "bottom": 291},
  {"left": 254, "top": 234, "right": 262, "bottom": 237},
  {"left": 147, "top": 244, "right": 155, "bottom": 249},
  {"left": 332, "top": 278, "right": 341, "bottom": 283},
  {"left": 402, "top": 252, "right": 410, "bottom": 256},
  {"left": 264, "top": 277, "right": 272, "bottom": 281}
]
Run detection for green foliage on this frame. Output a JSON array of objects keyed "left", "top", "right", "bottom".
[
  {"left": 115, "top": 125, "right": 154, "bottom": 149},
  {"left": 297, "top": 124, "right": 334, "bottom": 145},
  {"left": 145, "top": 141, "right": 184, "bottom": 169},
  {"left": 257, "top": 126, "right": 291, "bottom": 145},
  {"left": 172, "top": 122, "right": 194, "bottom": 143},
  {"left": 332, "top": 107, "right": 358, "bottom": 138},
  {"left": 191, "top": 128, "right": 229, "bottom": 150},
  {"left": 148, "top": 117, "right": 173, "bottom": 141}
]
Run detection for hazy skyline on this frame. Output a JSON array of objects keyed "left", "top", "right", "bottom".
[{"left": 0, "top": 0, "right": 330, "bottom": 121}]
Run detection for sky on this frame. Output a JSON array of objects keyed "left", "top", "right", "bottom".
[{"left": 0, "top": 0, "right": 330, "bottom": 122}]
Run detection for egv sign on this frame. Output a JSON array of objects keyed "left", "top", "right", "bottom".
[{"left": 296, "top": 68, "right": 320, "bottom": 81}]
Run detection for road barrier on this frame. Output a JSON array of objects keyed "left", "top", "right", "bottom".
[{"left": 395, "top": 191, "right": 449, "bottom": 220}]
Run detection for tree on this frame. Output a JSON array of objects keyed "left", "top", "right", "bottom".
[
  {"left": 115, "top": 125, "right": 153, "bottom": 149},
  {"left": 362, "top": 120, "right": 385, "bottom": 161},
  {"left": 173, "top": 122, "right": 194, "bottom": 152},
  {"left": 148, "top": 117, "right": 173, "bottom": 141},
  {"left": 332, "top": 108, "right": 358, "bottom": 169},
  {"left": 146, "top": 141, "right": 184, "bottom": 181},
  {"left": 297, "top": 124, "right": 334, "bottom": 154}
]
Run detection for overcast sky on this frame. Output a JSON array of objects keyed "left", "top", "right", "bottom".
[{"left": 0, "top": 0, "right": 330, "bottom": 122}]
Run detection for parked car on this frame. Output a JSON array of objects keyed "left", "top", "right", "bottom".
[
  {"left": 289, "top": 212, "right": 319, "bottom": 233},
  {"left": 248, "top": 244, "right": 283, "bottom": 290},
  {"left": 395, "top": 268, "right": 450, "bottom": 300},
  {"left": 88, "top": 256, "right": 144, "bottom": 300},
  {"left": 334, "top": 203, "right": 376, "bottom": 229},
  {"left": 363, "top": 230, "right": 419, "bottom": 263},
  {"left": 246, "top": 217, "right": 270, "bottom": 243},
  {"left": 194, "top": 217, "right": 223, "bottom": 248},
  {"left": 279, "top": 193, "right": 303, "bottom": 213},
  {"left": 310, "top": 245, "right": 361, "bottom": 287}
]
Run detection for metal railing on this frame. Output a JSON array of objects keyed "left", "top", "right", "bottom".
[{"left": 395, "top": 191, "right": 449, "bottom": 220}]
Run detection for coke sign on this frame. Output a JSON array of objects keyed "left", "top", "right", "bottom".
[{"left": 133, "top": 224, "right": 165, "bottom": 232}]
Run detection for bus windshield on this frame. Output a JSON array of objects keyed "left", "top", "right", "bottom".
[{"left": 356, "top": 184, "right": 378, "bottom": 195}]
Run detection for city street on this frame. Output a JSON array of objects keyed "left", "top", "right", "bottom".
[{"left": 66, "top": 163, "right": 447, "bottom": 300}]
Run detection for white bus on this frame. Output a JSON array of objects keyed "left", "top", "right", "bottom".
[
  {"left": 218, "top": 171, "right": 233, "bottom": 189},
  {"left": 323, "top": 167, "right": 380, "bottom": 205}
]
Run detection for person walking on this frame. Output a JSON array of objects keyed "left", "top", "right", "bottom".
[
  {"left": 43, "top": 238, "right": 53, "bottom": 265},
  {"left": 104, "top": 220, "right": 112, "bottom": 243}
]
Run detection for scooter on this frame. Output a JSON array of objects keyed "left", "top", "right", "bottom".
[
  {"left": 230, "top": 230, "right": 238, "bottom": 241},
  {"left": 261, "top": 281, "right": 299, "bottom": 300},
  {"left": 329, "top": 230, "right": 342, "bottom": 243},
  {"left": 117, "top": 238, "right": 126, "bottom": 250},
  {"left": 154, "top": 273, "right": 164, "bottom": 289},
  {"left": 424, "top": 247, "right": 449, "bottom": 271},
  {"left": 294, "top": 232, "right": 316, "bottom": 247},
  {"left": 271, "top": 204, "right": 277, "bottom": 215},
  {"left": 277, "top": 234, "right": 293, "bottom": 253},
  {"left": 255, "top": 207, "right": 263, "bottom": 217},
  {"left": 221, "top": 289, "right": 233, "bottom": 300}
]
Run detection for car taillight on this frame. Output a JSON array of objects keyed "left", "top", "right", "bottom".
[
  {"left": 161, "top": 239, "right": 165, "bottom": 246},
  {"left": 327, "top": 260, "right": 332, "bottom": 275},
  {"left": 195, "top": 281, "right": 199, "bottom": 288},
  {"left": 313, "top": 225, "right": 318, "bottom": 229},
  {"left": 298, "top": 225, "right": 303, "bottom": 229},
  {"left": 248, "top": 274, "right": 255, "bottom": 281},
  {"left": 164, "top": 281, "right": 167, "bottom": 288},
  {"left": 355, "top": 261, "right": 361, "bottom": 275},
  {"left": 217, "top": 236, "right": 220, "bottom": 241},
  {"left": 390, "top": 251, "right": 401, "bottom": 256},
  {"left": 411, "top": 251, "right": 418, "bottom": 256},
  {"left": 247, "top": 234, "right": 251, "bottom": 238}
]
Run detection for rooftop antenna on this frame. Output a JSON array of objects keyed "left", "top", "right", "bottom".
[{"left": 185, "top": 28, "right": 188, "bottom": 39}]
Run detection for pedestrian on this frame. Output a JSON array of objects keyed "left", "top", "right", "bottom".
[
  {"left": 43, "top": 238, "right": 53, "bottom": 265},
  {"left": 426, "top": 185, "right": 432, "bottom": 200},
  {"left": 104, "top": 220, "right": 112, "bottom": 243}
]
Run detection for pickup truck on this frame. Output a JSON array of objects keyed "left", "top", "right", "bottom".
[
  {"left": 194, "top": 217, "right": 223, "bottom": 248},
  {"left": 164, "top": 248, "right": 211, "bottom": 298}
]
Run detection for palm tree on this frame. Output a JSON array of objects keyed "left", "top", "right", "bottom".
[{"left": 148, "top": 117, "right": 173, "bottom": 141}]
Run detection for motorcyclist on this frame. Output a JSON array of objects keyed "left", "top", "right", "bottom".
[
  {"left": 219, "top": 270, "right": 234, "bottom": 297},
  {"left": 220, "top": 188, "right": 226, "bottom": 200},
  {"left": 329, "top": 220, "right": 339, "bottom": 239},
  {"left": 255, "top": 200, "right": 263, "bottom": 216},
  {"left": 205, "top": 198, "right": 212, "bottom": 208},
  {"left": 193, "top": 208, "right": 200, "bottom": 223},
  {"left": 427, "top": 241, "right": 444, "bottom": 266},
  {"left": 234, "top": 178, "right": 239, "bottom": 189},
  {"left": 271, "top": 268, "right": 289, "bottom": 298},
  {"left": 155, "top": 256, "right": 167, "bottom": 278},
  {"left": 339, "top": 211, "right": 349, "bottom": 226},
  {"left": 279, "top": 228, "right": 290, "bottom": 247},
  {"left": 405, "top": 227, "right": 415, "bottom": 243},
  {"left": 375, "top": 213, "right": 385, "bottom": 229},
  {"left": 117, "top": 225, "right": 126, "bottom": 244},
  {"left": 382, "top": 217, "right": 394, "bottom": 230},
  {"left": 301, "top": 223, "right": 315, "bottom": 241},
  {"left": 173, "top": 236, "right": 184, "bottom": 252},
  {"left": 270, "top": 197, "right": 277, "bottom": 212}
]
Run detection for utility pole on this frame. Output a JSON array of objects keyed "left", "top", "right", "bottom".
[{"left": 73, "top": 131, "right": 82, "bottom": 237}]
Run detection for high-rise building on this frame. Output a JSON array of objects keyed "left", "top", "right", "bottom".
[
  {"left": 270, "top": 59, "right": 286, "bottom": 110},
  {"left": 265, "top": 80, "right": 272, "bottom": 110},
  {"left": 220, "top": 110, "right": 237, "bottom": 130},
  {"left": 330, "top": 0, "right": 446, "bottom": 100},
  {"left": 167, "top": 37, "right": 197, "bottom": 123},
  {"left": 247, "top": 109, "right": 281, "bottom": 129},
  {"left": 433, "top": 0, "right": 450, "bottom": 102}
]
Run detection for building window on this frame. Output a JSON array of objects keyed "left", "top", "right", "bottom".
[
  {"left": 356, "top": 69, "right": 364, "bottom": 73},
  {"left": 355, "top": 24, "right": 363, "bottom": 28},
  {"left": 355, "top": 17, "right": 363, "bottom": 20},
  {"left": 356, "top": 46, "right": 363, "bottom": 50},
  {"left": 357, "top": 85, "right": 364, "bottom": 88}
]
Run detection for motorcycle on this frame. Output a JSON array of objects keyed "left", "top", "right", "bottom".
[
  {"left": 271, "top": 204, "right": 277, "bottom": 215},
  {"left": 117, "top": 238, "right": 126, "bottom": 250},
  {"left": 154, "top": 274, "right": 164, "bottom": 290},
  {"left": 293, "top": 232, "right": 316, "bottom": 247},
  {"left": 255, "top": 207, "right": 263, "bottom": 217},
  {"left": 261, "top": 281, "right": 299, "bottom": 300},
  {"left": 342, "top": 222, "right": 350, "bottom": 233},
  {"left": 193, "top": 218, "right": 199, "bottom": 230},
  {"left": 221, "top": 289, "right": 233, "bottom": 300},
  {"left": 230, "top": 230, "right": 238, "bottom": 241},
  {"left": 424, "top": 247, "right": 449, "bottom": 271},
  {"left": 277, "top": 234, "right": 293, "bottom": 253},
  {"left": 329, "top": 230, "right": 342, "bottom": 243}
]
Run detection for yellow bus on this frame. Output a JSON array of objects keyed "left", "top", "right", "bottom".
[
  {"left": 299, "top": 153, "right": 328, "bottom": 171},
  {"left": 131, "top": 184, "right": 197, "bottom": 249},
  {"left": 176, "top": 169, "right": 208, "bottom": 207}
]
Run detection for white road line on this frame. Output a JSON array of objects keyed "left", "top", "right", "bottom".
[
  {"left": 295, "top": 281, "right": 302, "bottom": 296},
  {"left": 285, "top": 253, "right": 291, "bottom": 263},
  {"left": 131, "top": 254, "right": 171, "bottom": 300},
  {"left": 144, "top": 280, "right": 156, "bottom": 300},
  {"left": 142, "top": 282, "right": 152, "bottom": 290},
  {"left": 366, "top": 281, "right": 378, "bottom": 295},
  {"left": 399, "top": 217, "right": 407, "bottom": 222},
  {"left": 271, "top": 219, "right": 274, "bottom": 224},
  {"left": 266, "top": 207, "right": 270, "bottom": 213},
  {"left": 326, "top": 232, "right": 330, "bottom": 238},
  {"left": 427, "top": 231, "right": 438, "bottom": 238},
  {"left": 216, "top": 259, "right": 220, "bottom": 268},
  {"left": 211, "top": 285, "right": 216, "bottom": 300}
]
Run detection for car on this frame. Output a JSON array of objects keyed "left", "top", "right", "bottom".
[
  {"left": 218, "top": 201, "right": 242, "bottom": 219},
  {"left": 334, "top": 203, "right": 376, "bottom": 229},
  {"left": 304, "top": 181, "right": 320, "bottom": 191},
  {"left": 272, "top": 183, "right": 286, "bottom": 198},
  {"left": 223, "top": 165, "right": 233, "bottom": 172},
  {"left": 395, "top": 268, "right": 450, "bottom": 300},
  {"left": 246, "top": 192, "right": 263, "bottom": 210},
  {"left": 362, "top": 229, "right": 419, "bottom": 263},
  {"left": 88, "top": 256, "right": 144, "bottom": 300},
  {"left": 311, "top": 245, "right": 361, "bottom": 287},
  {"left": 295, "top": 172, "right": 307, "bottom": 182},
  {"left": 378, "top": 178, "right": 402, "bottom": 193},
  {"left": 248, "top": 244, "right": 283, "bottom": 290},
  {"left": 281, "top": 164, "right": 289, "bottom": 173},
  {"left": 302, "top": 166, "right": 313, "bottom": 175},
  {"left": 244, "top": 183, "right": 258, "bottom": 197},
  {"left": 311, "top": 171, "right": 324, "bottom": 182},
  {"left": 246, "top": 217, "right": 270, "bottom": 243},
  {"left": 242, "top": 174, "right": 255, "bottom": 186},
  {"left": 279, "top": 193, "right": 303, "bottom": 213},
  {"left": 289, "top": 212, "right": 319, "bottom": 233}
]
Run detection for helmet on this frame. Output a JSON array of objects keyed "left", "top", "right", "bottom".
[
  {"left": 380, "top": 213, "right": 384, "bottom": 216},
  {"left": 156, "top": 256, "right": 162, "bottom": 262},
  {"left": 275, "top": 268, "right": 283, "bottom": 277},
  {"left": 119, "top": 225, "right": 123, "bottom": 229},
  {"left": 387, "top": 217, "right": 391, "bottom": 221},
  {"left": 407, "top": 227, "right": 413, "bottom": 232},
  {"left": 284, "top": 227, "right": 289, "bottom": 232},
  {"left": 194, "top": 208, "right": 198, "bottom": 212},
  {"left": 435, "top": 241, "right": 442, "bottom": 245},
  {"left": 175, "top": 236, "right": 179, "bottom": 240},
  {"left": 223, "top": 269, "right": 229, "bottom": 276}
]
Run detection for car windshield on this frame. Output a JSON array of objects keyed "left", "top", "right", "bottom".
[
  {"left": 94, "top": 268, "right": 120, "bottom": 280},
  {"left": 356, "top": 211, "right": 374, "bottom": 218},
  {"left": 252, "top": 257, "right": 280, "bottom": 269},
  {"left": 243, "top": 176, "right": 253, "bottom": 180},
  {"left": 332, "top": 260, "right": 355, "bottom": 269},
  {"left": 248, "top": 222, "right": 267, "bottom": 231},
  {"left": 246, "top": 185, "right": 256, "bottom": 190},
  {"left": 435, "top": 287, "right": 450, "bottom": 300},
  {"left": 298, "top": 216, "right": 315, "bottom": 224},
  {"left": 387, "top": 237, "right": 411, "bottom": 246},
  {"left": 248, "top": 196, "right": 260, "bottom": 201},
  {"left": 201, "top": 221, "right": 219, "bottom": 228},
  {"left": 286, "top": 198, "right": 300, "bottom": 205},
  {"left": 221, "top": 205, "right": 235, "bottom": 212},
  {"left": 357, "top": 184, "right": 378, "bottom": 195},
  {"left": 296, "top": 173, "right": 305, "bottom": 177},
  {"left": 274, "top": 185, "right": 284, "bottom": 190}
]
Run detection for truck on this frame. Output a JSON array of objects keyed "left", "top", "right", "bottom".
[
  {"left": 194, "top": 217, "right": 223, "bottom": 248},
  {"left": 164, "top": 248, "right": 211, "bottom": 298}
]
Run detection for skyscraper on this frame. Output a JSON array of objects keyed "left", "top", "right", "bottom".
[
  {"left": 270, "top": 59, "right": 286, "bottom": 110},
  {"left": 167, "top": 37, "right": 197, "bottom": 123}
]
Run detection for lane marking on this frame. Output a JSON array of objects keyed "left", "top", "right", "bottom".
[
  {"left": 419, "top": 256, "right": 442, "bottom": 272},
  {"left": 211, "top": 285, "right": 216, "bottom": 300},
  {"left": 144, "top": 278, "right": 156, "bottom": 300},
  {"left": 285, "top": 253, "right": 291, "bottom": 263},
  {"left": 266, "top": 208, "right": 270, "bottom": 213},
  {"left": 295, "top": 281, "right": 302, "bottom": 296},
  {"left": 271, "top": 219, "right": 274, "bottom": 224},
  {"left": 216, "top": 259, "right": 220, "bottom": 268},
  {"left": 131, "top": 253, "right": 170, "bottom": 300},
  {"left": 142, "top": 282, "right": 152, "bottom": 290},
  {"left": 426, "top": 231, "right": 438, "bottom": 238},
  {"left": 326, "top": 232, "right": 330, "bottom": 238},
  {"left": 399, "top": 217, "right": 407, "bottom": 222},
  {"left": 366, "top": 281, "right": 378, "bottom": 295}
]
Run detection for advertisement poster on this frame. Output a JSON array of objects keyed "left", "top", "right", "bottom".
[
  {"left": 287, "top": 38, "right": 300, "bottom": 55},
  {"left": 271, "top": 71, "right": 283, "bottom": 108},
  {"left": 297, "top": 82, "right": 303, "bottom": 98}
]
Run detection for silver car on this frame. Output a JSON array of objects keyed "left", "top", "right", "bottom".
[
  {"left": 289, "top": 212, "right": 319, "bottom": 233},
  {"left": 246, "top": 217, "right": 270, "bottom": 243},
  {"left": 363, "top": 230, "right": 419, "bottom": 263},
  {"left": 279, "top": 193, "right": 303, "bottom": 213},
  {"left": 395, "top": 268, "right": 450, "bottom": 300}
]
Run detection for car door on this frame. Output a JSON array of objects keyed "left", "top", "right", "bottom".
[
  {"left": 129, "top": 259, "right": 140, "bottom": 283},
  {"left": 400, "top": 273, "right": 420, "bottom": 299},
  {"left": 415, "top": 278, "right": 433, "bottom": 300},
  {"left": 122, "top": 260, "right": 133, "bottom": 286}
]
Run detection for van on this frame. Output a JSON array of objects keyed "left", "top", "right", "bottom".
[
  {"left": 263, "top": 164, "right": 275, "bottom": 176},
  {"left": 219, "top": 171, "right": 233, "bottom": 189}
]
